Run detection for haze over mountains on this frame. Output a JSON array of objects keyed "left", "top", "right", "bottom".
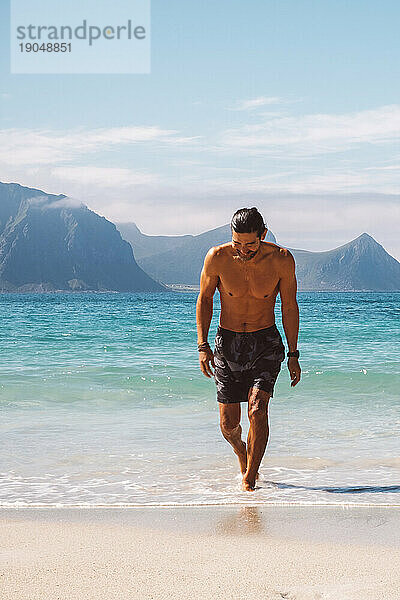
[
  {"left": 117, "top": 222, "right": 277, "bottom": 262},
  {"left": 116, "top": 222, "right": 195, "bottom": 261},
  {"left": 1, "top": 181, "right": 399, "bottom": 293},
  {"left": 118, "top": 222, "right": 277, "bottom": 284},
  {"left": 0, "top": 182, "right": 164, "bottom": 292},
  {"left": 119, "top": 223, "right": 400, "bottom": 291}
]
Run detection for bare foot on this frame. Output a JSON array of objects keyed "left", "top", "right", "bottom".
[
  {"left": 241, "top": 477, "right": 256, "bottom": 492},
  {"left": 236, "top": 441, "right": 247, "bottom": 474}
]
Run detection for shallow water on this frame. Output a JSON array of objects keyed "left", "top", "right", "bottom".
[{"left": 1, "top": 291, "right": 399, "bottom": 506}]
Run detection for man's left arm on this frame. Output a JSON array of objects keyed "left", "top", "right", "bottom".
[{"left": 278, "top": 250, "right": 301, "bottom": 387}]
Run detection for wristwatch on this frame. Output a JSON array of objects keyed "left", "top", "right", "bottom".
[{"left": 287, "top": 350, "right": 300, "bottom": 358}]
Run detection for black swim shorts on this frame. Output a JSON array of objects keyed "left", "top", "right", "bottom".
[{"left": 213, "top": 324, "right": 286, "bottom": 404}]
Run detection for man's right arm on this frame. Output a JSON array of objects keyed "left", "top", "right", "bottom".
[{"left": 196, "top": 247, "right": 219, "bottom": 378}]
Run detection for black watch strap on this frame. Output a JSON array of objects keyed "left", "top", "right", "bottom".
[
  {"left": 287, "top": 350, "right": 300, "bottom": 358},
  {"left": 198, "top": 342, "right": 211, "bottom": 352}
]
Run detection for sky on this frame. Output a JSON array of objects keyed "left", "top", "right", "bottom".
[{"left": 1, "top": 0, "right": 399, "bottom": 259}]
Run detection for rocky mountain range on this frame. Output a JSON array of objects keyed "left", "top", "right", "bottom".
[
  {"left": 118, "top": 222, "right": 400, "bottom": 291},
  {"left": 0, "top": 182, "right": 164, "bottom": 293},
  {"left": 290, "top": 233, "right": 400, "bottom": 291},
  {"left": 118, "top": 222, "right": 276, "bottom": 284},
  {"left": 1, "top": 181, "right": 399, "bottom": 293}
]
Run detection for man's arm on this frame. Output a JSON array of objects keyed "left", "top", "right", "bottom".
[
  {"left": 278, "top": 250, "right": 301, "bottom": 387},
  {"left": 196, "top": 247, "right": 219, "bottom": 378}
]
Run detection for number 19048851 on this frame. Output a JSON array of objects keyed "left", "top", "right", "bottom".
[{"left": 19, "top": 43, "right": 72, "bottom": 52}]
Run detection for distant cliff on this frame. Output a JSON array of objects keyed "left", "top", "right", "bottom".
[
  {"left": 118, "top": 222, "right": 276, "bottom": 284},
  {"left": 0, "top": 182, "right": 165, "bottom": 292},
  {"left": 117, "top": 222, "right": 194, "bottom": 261},
  {"left": 291, "top": 233, "right": 400, "bottom": 291},
  {"left": 119, "top": 223, "right": 400, "bottom": 291}
]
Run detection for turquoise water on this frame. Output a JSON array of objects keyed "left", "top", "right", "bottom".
[{"left": 0, "top": 292, "right": 399, "bottom": 506}]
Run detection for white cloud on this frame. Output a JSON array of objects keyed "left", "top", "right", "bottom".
[
  {"left": 1, "top": 101, "right": 399, "bottom": 258},
  {"left": 50, "top": 166, "right": 157, "bottom": 187},
  {"left": 364, "top": 164, "right": 400, "bottom": 171},
  {"left": 241, "top": 169, "right": 400, "bottom": 195},
  {"left": 219, "top": 104, "right": 400, "bottom": 156},
  {"left": 231, "top": 96, "right": 283, "bottom": 111},
  {"left": 0, "top": 125, "right": 196, "bottom": 167},
  {"left": 163, "top": 164, "right": 400, "bottom": 195},
  {"left": 27, "top": 195, "right": 86, "bottom": 210}
]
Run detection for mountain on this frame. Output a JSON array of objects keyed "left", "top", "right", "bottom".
[
  {"left": 120, "top": 222, "right": 399, "bottom": 291},
  {"left": 3, "top": 182, "right": 397, "bottom": 292},
  {"left": 116, "top": 222, "right": 193, "bottom": 261},
  {"left": 290, "top": 233, "right": 400, "bottom": 291},
  {"left": 119, "top": 222, "right": 276, "bottom": 284},
  {"left": 0, "top": 182, "right": 165, "bottom": 293}
]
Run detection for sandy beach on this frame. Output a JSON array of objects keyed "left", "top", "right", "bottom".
[{"left": 1, "top": 505, "right": 400, "bottom": 600}]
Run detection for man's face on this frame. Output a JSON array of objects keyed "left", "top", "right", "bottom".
[{"left": 231, "top": 230, "right": 262, "bottom": 261}]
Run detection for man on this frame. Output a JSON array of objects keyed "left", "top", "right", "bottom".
[{"left": 196, "top": 207, "right": 301, "bottom": 492}]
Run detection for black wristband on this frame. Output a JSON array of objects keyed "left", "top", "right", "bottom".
[
  {"left": 198, "top": 342, "right": 211, "bottom": 352},
  {"left": 287, "top": 350, "right": 300, "bottom": 358}
]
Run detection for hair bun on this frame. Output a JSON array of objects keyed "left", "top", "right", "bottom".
[{"left": 231, "top": 207, "right": 265, "bottom": 237}]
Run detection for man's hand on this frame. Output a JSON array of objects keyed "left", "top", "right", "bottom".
[
  {"left": 199, "top": 348, "right": 215, "bottom": 378},
  {"left": 288, "top": 357, "right": 301, "bottom": 387}
]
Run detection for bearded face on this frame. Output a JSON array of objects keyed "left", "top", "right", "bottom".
[{"left": 231, "top": 231, "right": 262, "bottom": 262}]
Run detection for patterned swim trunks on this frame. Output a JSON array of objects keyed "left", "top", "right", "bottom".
[{"left": 213, "top": 324, "right": 286, "bottom": 404}]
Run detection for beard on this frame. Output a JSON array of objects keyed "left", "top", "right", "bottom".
[{"left": 233, "top": 246, "right": 260, "bottom": 262}]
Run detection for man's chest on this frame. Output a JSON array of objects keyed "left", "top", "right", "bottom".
[{"left": 218, "top": 261, "right": 280, "bottom": 299}]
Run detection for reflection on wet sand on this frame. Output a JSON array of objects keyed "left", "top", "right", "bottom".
[{"left": 215, "top": 506, "right": 264, "bottom": 535}]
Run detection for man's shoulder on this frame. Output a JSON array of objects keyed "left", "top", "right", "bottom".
[
  {"left": 262, "top": 241, "right": 293, "bottom": 259},
  {"left": 262, "top": 242, "right": 295, "bottom": 271},
  {"left": 205, "top": 243, "right": 231, "bottom": 261}
]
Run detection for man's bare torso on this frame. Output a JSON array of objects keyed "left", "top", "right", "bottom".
[{"left": 210, "top": 241, "right": 289, "bottom": 332}]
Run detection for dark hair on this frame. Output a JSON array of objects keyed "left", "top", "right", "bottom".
[{"left": 231, "top": 207, "right": 266, "bottom": 238}]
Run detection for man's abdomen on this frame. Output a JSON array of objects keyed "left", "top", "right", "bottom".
[{"left": 219, "top": 294, "right": 277, "bottom": 332}]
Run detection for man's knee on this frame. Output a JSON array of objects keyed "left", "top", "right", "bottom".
[
  {"left": 219, "top": 402, "right": 241, "bottom": 435},
  {"left": 220, "top": 414, "right": 240, "bottom": 435},
  {"left": 248, "top": 388, "right": 270, "bottom": 422}
]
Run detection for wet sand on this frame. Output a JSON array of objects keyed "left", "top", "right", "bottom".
[{"left": 1, "top": 505, "right": 400, "bottom": 599}]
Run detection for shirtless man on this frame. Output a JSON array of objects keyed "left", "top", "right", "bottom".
[{"left": 196, "top": 207, "right": 301, "bottom": 492}]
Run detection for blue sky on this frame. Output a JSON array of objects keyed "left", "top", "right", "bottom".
[{"left": 1, "top": 0, "right": 399, "bottom": 258}]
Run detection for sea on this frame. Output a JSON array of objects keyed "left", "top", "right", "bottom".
[{"left": 1, "top": 291, "right": 399, "bottom": 507}]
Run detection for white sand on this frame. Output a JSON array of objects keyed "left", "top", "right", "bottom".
[{"left": 1, "top": 506, "right": 400, "bottom": 600}]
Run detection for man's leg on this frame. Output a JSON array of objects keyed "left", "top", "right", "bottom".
[
  {"left": 219, "top": 402, "right": 247, "bottom": 475},
  {"left": 242, "top": 388, "right": 271, "bottom": 491}
]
